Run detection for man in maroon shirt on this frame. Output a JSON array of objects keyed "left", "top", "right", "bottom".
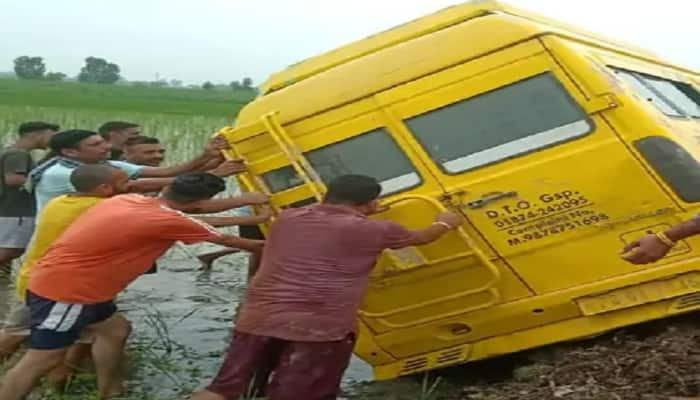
[{"left": 190, "top": 175, "right": 464, "bottom": 400}]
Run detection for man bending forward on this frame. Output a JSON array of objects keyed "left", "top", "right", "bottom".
[{"left": 0, "top": 172, "right": 263, "bottom": 400}]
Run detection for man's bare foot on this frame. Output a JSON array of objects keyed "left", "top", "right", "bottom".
[
  {"left": 102, "top": 383, "right": 126, "bottom": 399},
  {"left": 197, "top": 255, "right": 216, "bottom": 271},
  {"left": 189, "top": 390, "right": 226, "bottom": 400},
  {"left": 197, "top": 249, "right": 240, "bottom": 271}
]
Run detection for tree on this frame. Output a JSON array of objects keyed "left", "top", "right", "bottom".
[
  {"left": 78, "top": 57, "right": 121, "bottom": 84},
  {"left": 170, "top": 79, "right": 183, "bottom": 88},
  {"left": 202, "top": 81, "right": 214, "bottom": 90},
  {"left": 229, "top": 80, "right": 243, "bottom": 90},
  {"left": 242, "top": 77, "right": 254, "bottom": 88},
  {"left": 45, "top": 72, "right": 67, "bottom": 81},
  {"left": 13, "top": 56, "right": 46, "bottom": 80}
]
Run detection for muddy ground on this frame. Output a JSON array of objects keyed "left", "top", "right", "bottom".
[{"left": 3, "top": 246, "right": 700, "bottom": 399}]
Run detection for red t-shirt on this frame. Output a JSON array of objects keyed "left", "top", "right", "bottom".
[
  {"left": 29, "top": 194, "right": 222, "bottom": 303},
  {"left": 235, "top": 204, "right": 418, "bottom": 342}
]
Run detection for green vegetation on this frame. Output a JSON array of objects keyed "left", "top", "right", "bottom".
[
  {"left": 0, "top": 104, "right": 228, "bottom": 164},
  {"left": 0, "top": 78, "right": 256, "bottom": 118},
  {"left": 0, "top": 78, "right": 255, "bottom": 158}
]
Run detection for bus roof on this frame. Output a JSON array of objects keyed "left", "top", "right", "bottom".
[{"left": 259, "top": 0, "right": 657, "bottom": 95}]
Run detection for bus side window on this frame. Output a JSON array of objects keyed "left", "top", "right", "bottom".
[
  {"left": 262, "top": 128, "right": 422, "bottom": 197},
  {"left": 404, "top": 73, "right": 592, "bottom": 173}
]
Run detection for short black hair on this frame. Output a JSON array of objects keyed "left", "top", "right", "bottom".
[
  {"left": 70, "top": 164, "right": 117, "bottom": 192},
  {"left": 125, "top": 136, "right": 160, "bottom": 147},
  {"left": 164, "top": 172, "right": 226, "bottom": 203},
  {"left": 98, "top": 121, "right": 140, "bottom": 136},
  {"left": 324, "top": 175, "right": 382, "bottom": 205},
  {"left": 18, "top": 122, "right": 60, "bottom": 136},
  {"left": 49, "top": 130, "right": 99, "bottom": 153}
]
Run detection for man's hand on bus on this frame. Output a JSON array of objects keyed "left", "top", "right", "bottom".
[
  {"left": 622, "top": 234, "right": 672, "bottom": 264},
  {"left": 436, "top": 212, "right": 464, "bottom": 229},
  {"left": 406, "top": 211, "right": 464, "bottom": 246},
  {"left": 210, "top": 160, "right": 247, "bottom": 177},
  {"left": 254, "top": 205, "right": 274, "bottom": 222},
  {"left": 204, "top": 135, "right": 231, "bottom": 157},
  {"left": 622, "top": 218, "right": 700, "bottom": 265},
  {"left": 237, "top": 192, "right": 270, "bottom": 206}
]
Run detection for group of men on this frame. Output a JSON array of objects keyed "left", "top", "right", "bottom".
[
  {"left": 0, "top": 119, "right": 694, "bottom": 400},
  {"left": 0, "top": 121, "right": 269, "bottom": 399}
]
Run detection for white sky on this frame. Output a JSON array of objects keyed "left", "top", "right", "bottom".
[{"left": 0, "top": 0, "right": 698, "bottom": 85}]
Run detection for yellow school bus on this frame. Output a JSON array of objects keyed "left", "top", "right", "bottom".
[{"left": 220, "top": 0, "right": 700, "bottom": 380}]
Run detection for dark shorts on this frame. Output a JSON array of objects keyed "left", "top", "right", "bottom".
[
  {"left": 208, "top": 330, "right": 355, "bottom": 400},
  {"left": 27, "top": 291, "right": 117, "bottom": 350},
  {"left": 239, "top": 224, "right": 265, "bottom": 240}
]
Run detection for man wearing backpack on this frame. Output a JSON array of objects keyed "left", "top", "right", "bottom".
[{"left": 0, "top": 122, "right": 59, "bottom": 273}]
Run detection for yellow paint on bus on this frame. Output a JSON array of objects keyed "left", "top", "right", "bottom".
[{"left": 221, "top": 0, "right": 700, "bottom": 380}]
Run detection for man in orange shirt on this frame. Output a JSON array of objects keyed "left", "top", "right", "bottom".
[
  {"left": 0, "top": 172, "right": 265, "bottom": 400},
  {"left": 0, "top": 164, "right": 129, "bottom": 389}
]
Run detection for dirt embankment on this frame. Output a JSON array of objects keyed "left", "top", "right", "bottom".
[
  {"left": 350, "top": 314, "right": 700, "bottom": 400},
  {"left": 450, "top": 314, "right": 700, "bottom": 400}
]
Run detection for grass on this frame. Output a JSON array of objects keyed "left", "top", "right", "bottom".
[
  {"left": 0, "top": 104, "right": 229, "bottom": 162},
  {"left": 0, "top": 80, "right": 244, "bottom": 161},
  {"left": 0, "top": 78, "right": 256, "bottom": 118},
  {"left": 37, "top": 307, "right": 205, "bottom": 400}
]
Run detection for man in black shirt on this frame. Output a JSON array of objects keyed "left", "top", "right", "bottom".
[
  {"left": 0, "top": 122, "right": 59, "bottom": 272},
  {"left": 98, "top": 121, "right": 141, "bottom": 161}
]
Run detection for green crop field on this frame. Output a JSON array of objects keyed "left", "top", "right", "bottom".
[
  {"left": 0, "top": 79, "right": 255, "bottom": 117},
  {"left": 0, "top": 79, "right": 256, "bottom": 160}
]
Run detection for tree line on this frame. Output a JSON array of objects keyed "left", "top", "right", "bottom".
[
  {"left": 14, "top": 56, "right": 121, "bottom": 84},
  {"left": 11, "top": 55, "right": 255, "bottom": 90}
]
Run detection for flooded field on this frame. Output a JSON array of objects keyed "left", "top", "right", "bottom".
[{"left": 118, "top": 245, "right": 382, "bottom": 398}]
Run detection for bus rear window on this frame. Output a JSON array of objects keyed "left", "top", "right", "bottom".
[{"left": 612, "top": 68, "right": 700, "bottom": 118}]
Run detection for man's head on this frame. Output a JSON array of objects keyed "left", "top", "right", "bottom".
[
  {"left": 49, "top": 130, "right": 111, "bottom": 163},
  {"left": 98, "top": 121, "right": 141, "bottom": 149},
  {"left": 70, "top": 164, "right": 130, "bottom": 198},
  {"left": 162, "top": 172, "right": 226, "bottom": 210},
  {"left": 18, "top": 122, "right": 60, "bottom": 149},
  {"left": 323, "top": 175, "right": 382, "bottom": 215},
  {"left": 123, "top": 136, "right": 165, "bottom": 167}
]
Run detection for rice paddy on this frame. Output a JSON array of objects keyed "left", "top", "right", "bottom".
[{"left": 0, "top": 79, "right": 253, "bottom": 159}]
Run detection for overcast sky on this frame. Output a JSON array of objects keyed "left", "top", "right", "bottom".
[{"left": 0, "top": 0, "right": 698, "bottom": 85}]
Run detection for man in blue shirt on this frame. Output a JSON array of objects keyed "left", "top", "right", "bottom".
[{"left": 28, "top": 130, "right": 243, "bottom": 212}]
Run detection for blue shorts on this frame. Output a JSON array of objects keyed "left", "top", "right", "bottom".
[{"left": 27, "top": 292, "right": 117, "bottom": 350}]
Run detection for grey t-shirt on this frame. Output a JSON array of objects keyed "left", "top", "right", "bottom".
[{"left": 0, "top": 148, "right": 36, "bottom": 217}]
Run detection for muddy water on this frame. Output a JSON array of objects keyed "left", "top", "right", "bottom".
[{"left": 118, "top": 246, "right": 386, "bottom": 398}]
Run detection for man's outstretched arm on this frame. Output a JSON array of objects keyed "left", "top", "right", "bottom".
[
  {"left": 179, "top": 193, "right": 270, "bottom": 214},
  {"left": 138, "top": 136, "right": 243, "bottom": 178},
  {"left": 623, "top": 217, "right": 700, "bottom": 264},
  {"left": 207, "top": 235, "right": 264, "bottom": 253}
]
